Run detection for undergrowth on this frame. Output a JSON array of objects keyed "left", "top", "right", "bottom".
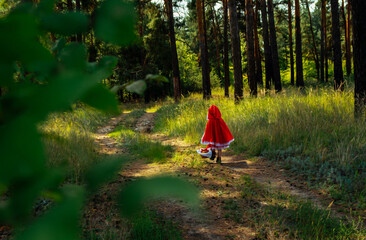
[
  {"left": 40, "top": 104, "right": 108, "bottom": 183},
  {"left": 129, "top": 210, "right": 182, "bottom": 240},
  {"left": 154, "top": 88, "right": 366, "bottom": 208},
  {"left": 235, "top": 175, "right": 366, "bottom": 239},
  {"left": 109, "top": 109, "right": 171, "bottom": 164}
]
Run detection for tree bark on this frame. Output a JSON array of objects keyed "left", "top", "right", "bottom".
[
  {"left": 305, "top": 0, "right": 319, "bottom": 80},
  {"left": 320, "top": 0, "right": 326, "bottom": 82},
  {"left": 352, "top": 0, "right": 366, "bottom": 116},
  {"left": 267, "top": 0, "right": 282, "bottom": 92},
  {"left": 288, "top": 0, "right": 295, "bottom": 85},
  {"left": 223, "top": 0, "right": 230, "bottom": 97},
  {"left": 330, "top": 0, "right": 344, "bottom": 90},
  {"left": 228, "top": 0, "right": 243, "bottom": 101},
  {"left": 76, "top": 0, "right": 82, "bottom": 42},
  {"left": 165, "top": 0, "right": 181, "bottom": 102},
  {"left": 197, "top": 0, "right": 211, "bottom": 99},
  {"left": 346, "top": 0, "right": 352, "bottom": 76},
  {"left": 210, "top": 4, "right": 222, "bottom": 82},
  {"left": 261, "top": 0, "right": 272, "bottom": 91},
  {"left": 295, "top": 0, "right": 304, "bottom": 87},
  {"left": 246, "top": 0, "right": 257, "bottom": 96},
  {"left": 254, "top": 0, "right": 263, "bottom": 87}
]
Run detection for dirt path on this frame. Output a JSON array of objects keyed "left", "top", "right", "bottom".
[{"left": 90, "top": 110, "right": 348, "bottom": 240}]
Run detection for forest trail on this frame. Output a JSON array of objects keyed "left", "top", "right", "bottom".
[{"left": 90, "top": 110, "right": 345, "bottom": 240}]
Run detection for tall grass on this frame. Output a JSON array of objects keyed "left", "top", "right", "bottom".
[
  {"left": 40, "top": 105, "right": 108, "bottom": 183},
  {"left": 154, "top": 89, "right": 366, "bottom": 206}
]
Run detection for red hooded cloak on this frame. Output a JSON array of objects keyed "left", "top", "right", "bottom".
[{"left": 201, "top": 105, "right": 234, "bottom": 149}]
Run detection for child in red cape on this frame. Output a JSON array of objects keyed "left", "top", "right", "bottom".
[{"left": 201, "top": 105, "right": 234, "bottom": 164}]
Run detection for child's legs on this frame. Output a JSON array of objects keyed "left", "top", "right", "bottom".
[{"left": 218, "top": 149, "right": 222, "bottom": 158}]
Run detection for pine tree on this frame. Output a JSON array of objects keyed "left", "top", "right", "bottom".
[
  {"left": 267, "top": 0, "right": 282, "bottom": 92},
  {"left": 352, "top": 0, "right": 366, "bottom": 116},
  {"left": 295, "top": 0, "right": 304, "bottom": 87},
  {"left": 288, "top": 0, "right": 295, "bottom": 85},
  {"left": 330, "top": 0, "right": 344, "bottom": 90},
  {"left": 165, "top": 0, "right": 181, "bottom": 102},
  {"left": 228, "top": 0, "right": 243, "bottom": 101},
  {"left": 196, "top": 0, "right": 211, "bottom": 99},
  {"left": 261, "top": 0, "right": 273, "bottom": 91},
  {"left": 246, "top": 0, "right": 257, "bottom": 96}
]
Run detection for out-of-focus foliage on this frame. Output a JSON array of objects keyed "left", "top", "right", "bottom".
[{"left": 0, "top": 0, "right": 198, "bottom": 239}]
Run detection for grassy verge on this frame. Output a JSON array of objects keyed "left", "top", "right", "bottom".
[
  {"left": 40, "top": 104, "right": 109, "bottom": 183},
  {"left": 109, "top": 109, "right": 172, "bottom": 164},
  {"left": 130, "top": 209, "right": 182, "bottom": 240},
  {"left": 154, "top": 88, "right": 366, "bottom": 209},
  {"left": 235, "top": 175, "right": 365, "bottom": 239}
]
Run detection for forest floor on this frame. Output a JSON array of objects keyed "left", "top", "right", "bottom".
[{"left": 85, "top": 108, "right": 364, "bottom": 240}]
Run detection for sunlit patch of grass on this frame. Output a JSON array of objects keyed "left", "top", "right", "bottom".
[
  {"left": 122, "top": 109, "right": 146, "bottom": 129},
  {"left": 110, "top": 125, "right": 171, "bottom": 164},
  {"left": 171, "top": 150, "right": 206, "bottom": 168},
  {"left": 40, "top": 105, "right": 108, "bottom": 183},
  {"left": 154, "top": 88, "right": 366, "bottom": 206}
]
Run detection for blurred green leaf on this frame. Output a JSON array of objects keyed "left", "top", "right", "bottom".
[
  {"left": 58, "top": 43, "right": 87, "bottom": 71},
  {"left": 119, "top": 176, "right": 199, "bottom": 217},
  {"left": 97, "top": 56, "right": 118, "bottom": 75},
  {"left": 51, "top": 38, "right": 66, "bottom": 54},
  {"left": 35, "top": 0, "right": 55, "bottom": 15},
  {"left": 85, "top": 155, "right": 129, "bottom": 193},
  {"left": 95, "top": 0, "right": 136, "bottom": 45},
  {"left": 0, "top": 63, "right": 14, "bottom": 86},
  {"left": 40, "top": 12, "right": 89, "bottom": 35},
  {"left": 0, "top": 13, "right": 52, "bottom": 65},
  {"left": 0, "top": 117, "right": 46, "bottom": 185},
  {"left": 126, "top": 80, "right": 146, "bottom": 95},
  {"left": 80, "top": 84, "right": 118, "bottom": 113},
  {"left": 145, "top": 74, "right": 169, "bottom": 83},
  {"left": 16, "top": 185, "right": 84, "bottom": 240}
]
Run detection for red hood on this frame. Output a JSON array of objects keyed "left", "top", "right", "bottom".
[{"left": 208, "top": 105, "right": 221, "bottom": 119}]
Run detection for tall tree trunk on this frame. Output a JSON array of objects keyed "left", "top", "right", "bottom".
[
  {"left": 346, "top": 0, "right": 351, "bottom": 76},
  {"left": 324, "top": 0, "right": 329, "bottom": 82},
  {"left": 261, "top": 0, "right": 273, "bottom": 91},
  {"left": 202, "top": 0, "right": 211, "bottom": 97},
  {"left": 67, "top": 0, "right": 76, "bottom": 42},
  {"left": 210, "top": 4, "right": 222, "bottom": 82},
  {"left": 88, "top": 32, "right": 97, "bottom": 62},
  {"left": 137, "top": 0, "right": 145, "bottom": 68},
  {"left": 320, "top": 0, "right": 326, "bottom": 82},
  {"left": 295, "top": 0, "right": 304, "bottom": 87},
  {"left": 352, "top": 0, "right": 366, "bottom": 116},
  {"left": 197, "top": 0, "right": 211, "bottom": 99},
  {"left": 76, "top": 0, "right": 82, "bottom": 42},
  {"left": 165, "top": 0, "right": 181, "bottom": 102},
  {"left": 254, "top": 0, "right": 263, "bottom": 87},
  {"left": 267, "top": 0, "right": 282, "bottom": 92},
  {"left": 341, "top": 0, "right": 348, "bottom": 72},
  {"left": 305, "top": 0, "right": 320, "bottom": 80},
  {"left": 223, "top": 0, "right": 230, "bottom": 97},
  {"left": 246, "top": 0, "right": 257, "bottom": 96},
  {"left": 288, "top": 0, "right": 295, "bottom": 85},
  {"left": 330, "top": 0, "right": 344, "bottom": 90},
  {"left": 228, "top": 0, "right": 243, "bottom": 101}
]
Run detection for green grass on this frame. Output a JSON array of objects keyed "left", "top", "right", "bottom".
[
  {"left": 154, "top": 88, "right": 366, "bottom": 207},
  {"left": 129, "top": 210, "right": 182, "bottom": 240},
  {"left": 234, "top": 175, "right": 366, "bottom": 240},
  {"left": 261, "top": 199, "right": 366, "bottom": 240},
  {"left": 40, "top": 104, "right": 108, "bottom": 183},
  {"left": 109, "top": 109, "right": 172, "bottom": 164}
]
